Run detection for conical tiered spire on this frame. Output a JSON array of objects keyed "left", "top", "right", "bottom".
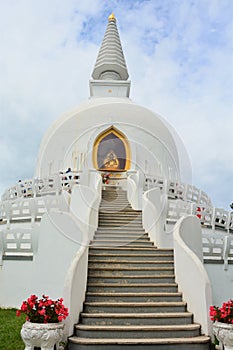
[
  {"left": 90, "top": 14, "right": 131, "bottom": 98},
  {"left": 92, "top": 13, "right": 129, "bottom": 81}
]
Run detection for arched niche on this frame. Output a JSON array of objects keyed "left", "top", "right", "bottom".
[{"left": 93, "top": 126, "right": 131, "bottom": 171}]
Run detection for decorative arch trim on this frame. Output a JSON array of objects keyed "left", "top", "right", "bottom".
[{"left": 93, "top": 126, "right": 131, "bottom": 171}]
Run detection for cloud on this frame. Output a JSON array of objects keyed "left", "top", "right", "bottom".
[{"left": 0, "top": 0, "right": 232, "bottom": 210}]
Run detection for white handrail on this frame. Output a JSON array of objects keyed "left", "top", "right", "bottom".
[
  {"left": 1, "top": 172, "right": 81, "bottom": 201},
  {"left": 173, "top": 215, "right": 213, "bottom": 336},
  {"left": 144, "top": 174, "right": 212, "bottom": 206},
  {"left": 166, "top": 199, "right": 233, "bottom": 233}
]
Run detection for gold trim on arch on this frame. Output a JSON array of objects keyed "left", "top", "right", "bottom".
[{"left": 93, "top": 126, "right": 131, "bottom": 171}]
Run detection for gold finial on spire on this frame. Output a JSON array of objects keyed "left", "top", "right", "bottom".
[{"left": 108, "top": 13, "right": 116, "bottom": 22}]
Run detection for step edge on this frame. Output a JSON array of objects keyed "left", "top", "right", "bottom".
[{"left": 68, "top": 336, "right": 210, "bottom": 344}]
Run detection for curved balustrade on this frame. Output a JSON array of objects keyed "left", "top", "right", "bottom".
[
  {"left": 144, "top": 175, "right": 212, "bottom": 206},
  {"left": 0, "top": 194, "right": 69, "bottom": 226},
  {"left": 1, "top": 171, "right": 232, "bottom": 264},
  {"left": 144, "top": 174, "right": 232, "bottom": 232},
  {"left": 1, "top": 172, "right": 81, "bottom": 201},
  {"left": 166, "top": 199, "right": 233, "bottom": 233}
]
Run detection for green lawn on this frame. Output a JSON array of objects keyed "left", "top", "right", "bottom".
[{"left": 0, "top": 308, "right": 26, "bottom": 350}]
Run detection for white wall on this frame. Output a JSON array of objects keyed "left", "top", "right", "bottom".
[
  {"left": 204, "top": 263, "right": 233, "bottom": 307},
  {"left": 0, "top": 212, "right": 83, "bottom": 308},
  {"left": 35, "top": 98, "right": 180, "bottom": 180}
]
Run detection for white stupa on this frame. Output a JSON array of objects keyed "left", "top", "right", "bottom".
[
  {"left": 35, "top": 13, "right": 179, "bottom": 182},
  {"left": 0, "top": 13, "right": 232, "bottom": 348}
]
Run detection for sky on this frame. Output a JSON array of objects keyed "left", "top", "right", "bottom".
[{"left": 0, "top": 0, "right": 232, "bottom": 210}]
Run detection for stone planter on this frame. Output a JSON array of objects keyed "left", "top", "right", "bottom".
[
  {"left": 21, "top": 321, "right": 64, "bottom": 350},
  {"left": 213, "top": 321, "right": 233, "bottom": 350}
]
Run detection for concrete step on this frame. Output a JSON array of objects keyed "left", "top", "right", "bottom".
[
  {"left": 87, "top": 283, "right": 178, "bottom": 293},
  {"left": 102, "top": 195, "right": 128, "bottom": 198},
  {"left": 88, "top": 253, "right": 174, "bottom": 261},
  {"left": 101, "top": 198, "right": 130, "bottom": 204},
  {"left": 99, "top": 208, "right": 133, "bottom": 212},
  {"left": 92, "top": 238, "right": 149, "bottom": 244},
  {"left": 98, "top": 223, "right": 143, "bottom": 228},
  {"left": 85, "top": 292, "right": 182, "bottom": 302},
  {"left": 99, "top": 213, "right": 141, "bottom": 216},
  {"left": 89, "top": 247, "right": 173, "bottom": 255},
  {"left": 92, "top": 236, "right": 150, "bottom": 241},
  {"left": 102, "top": 198, "right": 129, "bottom": 204},
  {"left": 100, "top": 201, "right": 130, "bottom": 204},
  {"left": 88, "top": 266, "right": 174, "bottom": 276},
  {"left": 99, "top": 208, "right": 141, "bottom": 213},
  {"left": 68, "top": 336, "right": 211, "bottom": 350},
  {"left": 99, "top": 213, "right": 141, "bottom": 217},
  {"left": 98, "top": 220, "right": 142, "bottom": 224},
  {"left": 90, "top": 241, "right": 155, "bottom": 247},
  {"left": 89, "top": 243, "right": 160, "bottom": 250},
  {"left": 83, "top": 301, "right": 187, "bottom": 313},
  {"left": 98, "top": 219, "right": 142, "bottom": 224},
  {"left": 92, "top": 237, "right": 150, "bottom": 242},
  {"left": 96, "top": 226, "right": 145, "bottom": 230},
  {"left": 100, "top": 198, "right": 132, "bottom": 208},
  {"left": 93, "top": 233, "right": 149, "bottom": 239},
  {"left": 88, "top": 260, "right": 174, "bottom": 267},
  {"left": 102, "top": 193, "right": 128, "bottom": 196},
  {"left": 87, "top": 275, "right": 175, "bottom": 284},
  {"left": 95, "top": 228, "right": 146, "bottom": 233},
  {"left": 92, "top": 235, "right": 151, "bottom": 240},
  {"left": 75, "top": 324, "right": 201, "bottom": 339},
  {"left": 98, "top": 220, "right": 142, "bottom": 225},
  {"left": 80, "top": 312, "right": 193, "bottom": 325},
  {"left": 102, "top": 191, "right": 127, "bottom": 194}
]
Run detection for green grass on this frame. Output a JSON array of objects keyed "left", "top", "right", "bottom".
[{"left": 0, "top": 308, "right": 26, "bottom": 350}]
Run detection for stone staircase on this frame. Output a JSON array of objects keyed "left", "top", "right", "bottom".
[{"left": 68, "top": 187, "right": 211, "bottom": 349}]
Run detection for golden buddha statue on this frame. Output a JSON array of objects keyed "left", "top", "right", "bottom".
[{"left": 103, "top": 150, "right": 119, "bottom": 169}]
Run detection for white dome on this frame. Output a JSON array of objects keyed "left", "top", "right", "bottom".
[{"left": 35, "top": 97, "right": 180, "bottom": 180}]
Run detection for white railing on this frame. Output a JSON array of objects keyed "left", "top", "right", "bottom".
[
  {"left": 144, "top": 175, "right": 212, "bottom": 206},
  {"left": 0, "top": 193, "right": 70, "bottom": 264},
  {"left": 143, "top": 183, "right": 233, "bottom": 267},
  {"left": 0, "top": 171, "right": 102, "bottom": 263},
  {"left": 202, "top": 233, "right": 233, "bottom": 270},
  {"left": 0, "top": 228, "right": 34, "bottom": 263},
  {"left": 165, "top": 199, "right": 233, "bottom": 233},
  {"left": 165, "top": 200, "right": 233, "bottom": 267},
  {"left": 1, "top": 171, "right": 232, "bottom": 265},
  {"left": 1, "top": 172, "right": 81, "bottom": 201},
  {"left": 0, "top": 194, "right": 69, "bottom": 226}
]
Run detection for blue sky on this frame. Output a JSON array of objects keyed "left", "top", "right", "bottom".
[{"left": 0, "top": 0, "right": 232, "bottom": 210}]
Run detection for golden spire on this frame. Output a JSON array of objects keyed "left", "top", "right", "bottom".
[{"left": 108, "top": 13, "right": 116, "bottom": 22}]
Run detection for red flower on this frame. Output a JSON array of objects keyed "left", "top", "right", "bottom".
[
  {"left": 16, "top": 294, "right": 69, "bottom": 323},
  {"left": 210, "top": 300, "right": 233, "bottom": 323},
  {"left": 16, "top": 310, "right": 21, "bottom": 317}
]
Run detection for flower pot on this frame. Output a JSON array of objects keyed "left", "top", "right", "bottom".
[
  {"left": 20, "top": 321, "right": 64, "bottom": 350},
  {"left": 213, "top": 321, "right": 233, "bottom": 350}
]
